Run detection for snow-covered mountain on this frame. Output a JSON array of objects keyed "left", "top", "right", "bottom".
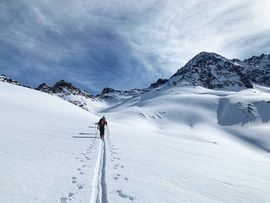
[
  {"left": 36, "top": 80, "right": 107, "bottom": 112},
  {"left": 0, "top": 74, "right": 20, "bottom": 85},
  {"left": 96, "top": 79, "right": 168, "bottom": 105},
  {"left": 2, "top": 52, "right": 270, "bottom": 113},
  {"left": 0, "top": 74, "right": 30, "bottom": 88},
  {"left": 169, "top": 52, "right": 270, "bottom": 90},
  {"left": 169, "top": 52, "right": 249, "bottom": 90},
  {"left": 243, "top": 54, "right": 270, "bottom": 86},
  {"left": 36, "top": 80, "right": 92, "bottom": 97},
  {"left": 1, "top": 57, "right": 270, "bottom": 202},
  {"left": 97, "top": 87, "right": 146, "bottom": 104},
  {"left": 97, "top": 52, "right": 270, "bottom": 103}
]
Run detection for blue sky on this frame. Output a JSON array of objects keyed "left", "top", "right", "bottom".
[{"left": 0, "top": 0, "right": 270, "bottom": 93}]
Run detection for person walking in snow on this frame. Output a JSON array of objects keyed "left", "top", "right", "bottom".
[{"left": 96, "top": 116, "right": 107, "bottom": 141}]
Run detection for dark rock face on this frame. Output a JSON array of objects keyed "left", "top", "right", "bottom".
[
  {"left": 99, "top": 87, "right": 145, "bottom": 100},
  {"left": 243, "top": 54, "right": 270, "bottom": 86},
  {"left": 36, "top": 83, "right": 51, "bottom": 93},
  {"left": 170, "top": 52, "right": 253, "bottom": 90},
  {"left": 166, "top": 52, "right": 270, "bottom": 90},
  {"left": 0, "top": 74, "right": 31, "bottom": 88},
  {"left": 36, "top": 80, "right": 92, "bottom": 98},
  {"left": 101, "top": 87, "right": 116, "bottom": 95},
  {"left": 0, "top": 74, "right": 21, "bottom": 86},
  {"left": 35, "top": 80, "right": 93, "bottom": 111},
  {"left": 150, "top": 78, "right": 168, "bottom": 88}
]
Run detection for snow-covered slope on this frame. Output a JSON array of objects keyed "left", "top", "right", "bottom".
[
  {"left": 217, "top": 88, "right": 270, "bottom": 125},
  {"left": 1, "top": 51, "right": 270, "bottom": 203},
  {"left": 0, "top": 82, "right": 101, "bottom": 203},
  {"left": 1, "top": 79, "right": 270, "bottom": 203},
  {"left": 102, "top": 85, "right": 270, "bottom": 203}
]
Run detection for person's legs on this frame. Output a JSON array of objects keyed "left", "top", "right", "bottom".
[{"left": 100, "top": 127, "right": 105, "bottom": 140}]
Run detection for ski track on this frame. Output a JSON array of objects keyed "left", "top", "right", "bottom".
[{"left": 90, "top": 140, "right": 108, "bottom": 203}]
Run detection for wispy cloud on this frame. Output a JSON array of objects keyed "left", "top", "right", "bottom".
[{"left": 0, "top": 0, "right": 269, "bottom": 93}]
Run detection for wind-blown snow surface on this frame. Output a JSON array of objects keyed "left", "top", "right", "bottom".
[
  {"left": 1, "top": 81, "right": 270, "bottom": 203},
  {"left": 103, "top": 86, "right": 270, "bottom": 203},
  {"left": 0, "top": 82, "right": 101, "bottom": 203}
]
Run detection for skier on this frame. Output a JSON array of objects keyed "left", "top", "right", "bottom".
[{"left": 96, "top": 116, "right": 107, "bottom": 141}]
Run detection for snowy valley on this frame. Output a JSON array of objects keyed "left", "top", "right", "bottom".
[{"left": 1, "top": 52, "right": 270, "bottom": 203}]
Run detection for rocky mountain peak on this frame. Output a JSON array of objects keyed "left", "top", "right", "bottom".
[
  {"left": 36, "top": 80, "right": 92, "bottom": 98},
  {"left": 244, "top": 54, "right": 270, "bottom": 66},
  {"left": 36, "top": 83, "right": 51, "bottom": 93},
  {"left": 169, "top": 51, "right": 253, "bottom": 90},
  {"left": 101, "top": 87, "right": 117, "bottom": 95},
  {"left": 150, "top": 78, "right": 168, "bottom": 88},
  {"left": 0, "top": 74, "right": 21, "bottom": 86}
]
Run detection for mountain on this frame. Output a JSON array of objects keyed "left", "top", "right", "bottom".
[
  {"left": 0, "top": 74, "right": 20, "bottom": 85},
  {"left": 243, "top": 54, "right": 270, "bottom": 86},
  {"left": 1, "top": 53, "right": 270, "bottom": 203},
  {"left": 97, "top": 87, "right": 145, "bottom": 104},
  {"left": 168, "top": 52, "right": 270, "bottom": 90},
  {"left": 2, "top": 52, "right": 270, "bottom": 111},
  {"left": 36, "top": 80, "right": 92, "bottom": 98},
  {"left": 168, "top": 52, "right": 253, "bottom": 90},
  {"left": 0, "top": 74, "right": 31, "bottom": 88},
  {"left": 36, "top": 80, "right": 107, "bottom": 112}
]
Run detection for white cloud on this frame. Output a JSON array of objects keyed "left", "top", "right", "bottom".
[{"left": 1, "top": 0, "right": 269, "bottom": 91}]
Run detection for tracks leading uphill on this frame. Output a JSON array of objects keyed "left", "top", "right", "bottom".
[{"left": 90, "top": 141, "right": 108, "bottom": 203}]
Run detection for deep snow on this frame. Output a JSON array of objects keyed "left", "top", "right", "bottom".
[
  {"left": 0, "top": 82, "right": 100, "bottom": 203},
  {"left": 1, "top": 81, "right": 270, "bottom": 203},
  {"left": 103, "top": 86, "right": 270, "bottom": 203}
]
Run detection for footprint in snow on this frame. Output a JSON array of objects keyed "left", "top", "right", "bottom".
[
  {"left": 116, "top": 190, "right": 135, "bottom": 201},
  {"left": 77, "top": 185, "right": 84, "bottom": 190},
  {"left": 60, "top": 197, "right": 68, "bottom": 203}
]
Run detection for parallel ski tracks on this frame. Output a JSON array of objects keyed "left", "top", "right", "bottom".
[{"left": 90, "top": 141, "right": 108, "bottom": 203}]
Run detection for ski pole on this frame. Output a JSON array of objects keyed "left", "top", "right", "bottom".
[
  {"left": 106, "top": 125, "right": 112, "bottom": 145},
  {"left": 95, "top": 123, "right": 98, "bottom": 138}
]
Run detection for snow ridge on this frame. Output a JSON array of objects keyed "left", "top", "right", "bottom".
[{"left": 36, "top": 80, "right": 105, "bottom": 112}]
